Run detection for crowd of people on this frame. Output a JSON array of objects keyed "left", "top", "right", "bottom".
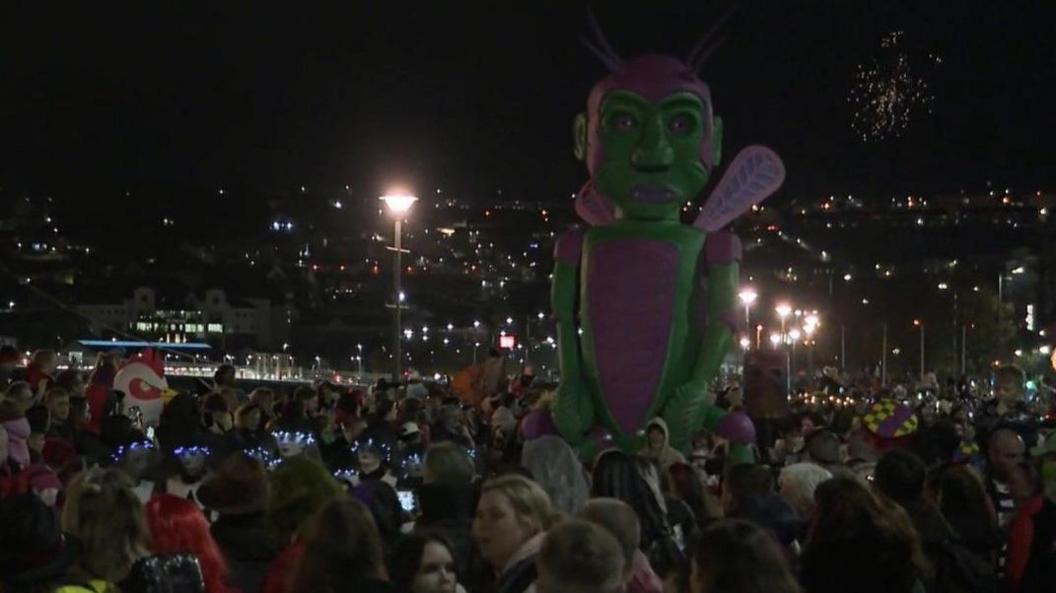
[{"left": 1, "top": 345, "right": 1055, "bottom": 593}]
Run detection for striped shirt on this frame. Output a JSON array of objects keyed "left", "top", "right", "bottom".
[{"left": 991, "top": 478, "right": 1014, "bottom": 579}]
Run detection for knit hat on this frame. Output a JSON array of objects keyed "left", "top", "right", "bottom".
[
  {"left": 197, "top": 452, "right": 270, "bottom": 515},
  {"left": 42, "top": 438, "right": 77, "bottom": 470},
  {"left": 23, "top": 465, "right": 61, "bottom": 493},
  {"left": 862, "top": 399, "right": 918, "bottom": 439}
]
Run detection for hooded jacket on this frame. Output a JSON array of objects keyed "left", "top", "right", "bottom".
[{"left": 638, "top": 418, "right": 686, "bottom": 471}]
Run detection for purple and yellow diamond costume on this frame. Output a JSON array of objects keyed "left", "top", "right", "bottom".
[{"left": 551, "top": 53, "right": 785, "bottom": 457}]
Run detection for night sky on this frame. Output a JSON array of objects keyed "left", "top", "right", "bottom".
[{"left": 3, "top": 1, "right": 1055, "bottom": 213}]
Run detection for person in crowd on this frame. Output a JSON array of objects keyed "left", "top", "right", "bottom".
[
  {"left": 212, "top": 364, "right": 239, "bottom": 393},
  {"left": 45, "top": 386, "right": 74, "bottom": 441},
  {"left": 667, "top": 462, "right": 723, "bottom": 531},
  {"left": 0, "top": 424, "right": 29, "bottom": 497},
  {"left": 25, "top": 404, "right": 51, "bottom": 463},
  {"left": 801, "top": 477, "right": 929, "bottom": 593},
  {"left": 145, "top": 494, "right": 237, "bottom": 593},
  {"left": 249, "top": 387, "right": 279, "bottom": 427},
  {"left": 198, "top": 393, "right": 239, "bottom": 463},
  {"left": 164, "top": 445, "right": 212, "bottom": 505},
  {"left": 354, "top": 439, "right": 403, "bottom": 546},
  {"left": 875, "top": 448, "right": 994, "bottom": 593},
  {"left": 521, "top": 435, "right": 589, "bottom": 515},
  {"left": 1, "top": 381, "right": 35, "bottom": 469},
  {"left": 985, "top": 428, "right": 1026, "bottom": 530},
  {"left": 721, "top": 462, "right": 773, "bottom": 517},
  {"left": 1004, "top": 460, "right": 1055, "bottom": 593},
  {"left": 110, "top": 440, "right": 161, "bottom": 503},
  {"left": 289, "top": 497, "right": 396, "bottom": 593},
  {"left": 418, "top": 442, "right": 481, "bottom": 587},
  {"left": 84, "top": 354, "right": 118, "bottom": 436},
  {"left": 536, "top": 519, "right": 625, "bottom": 593},
  {"left": 198, "top": 452, "right": 280, "bottom": 593},
  {"left": 367, "top": 399, "right": 400, "bottom": 441},
  {"left": 579, "top": 498, "right": 664, "bottom": 593},
  {"left": 778, "top": 462, "right": 832, "bottom": 519},
  {"left": 472, "top": 474, "right": 557, "bottom": 593},
  {"left": 26, "top": 349, "right": 58, "bottom": 398},
  {"left": 55, "top": 368, "right": 84, "bottom": 398},
  {"left": 261, "top": 456, "right": 345, "bottom": 593},
  {"left": 390, "top": 533, "right": 463, "bottom": 593},
  {"left": 800, "top": 411, "right": 825, "bottom": 437},
  {"left": 925, "top": 463, "right": 1003, "bottom": 560},
  {"left": 591, "top": 450, "right": 673, "bottom": 552},
  {"left": 638, "top": 417, "right": 687, "bottom": 472},
  {"left": 232, "top": 402, "right": 273, "bottom": 450},
  {"left": 689, "top": 519, "right": 801, "bottom": 593},
  {"left": 157, "top": 392, "right": 205, "bottom": 453},
  {"left": 0, "top": 492, "right": 79, "bottom": 593},
  {"left": 431, "top": 404, "right": 474, "bottom": 449},
  {"left": 60, "top": 468, "right": 153, "bottom": 590},
  {"left": 729, "top": 486, "right": 804, "bottom": 556},
  {"left": 275, "top": 386, "right": 319, "bottom": 434},
  {"left": 803, "top": 429, "right": 846, "bottom": 475},
  {"left": 769, "top": 416, "right": 806, "bottom": 466},
  {"left": 23, "top": 463, "right": 62, "bottom": 508}
]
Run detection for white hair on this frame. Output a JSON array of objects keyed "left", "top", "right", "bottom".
[{"left": 779, "top": 462, "right": 833, "bottom": 517}]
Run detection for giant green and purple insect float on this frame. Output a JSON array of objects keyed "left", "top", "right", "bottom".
[{"left": 551, "top": 23, "right": 785, "bottom": 459}]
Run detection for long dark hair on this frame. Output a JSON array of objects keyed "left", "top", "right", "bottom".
[
  {"left": 692, "top": 519, "right": 801, "bottom": 593},
  {"left": 389, "top": 532, "right": 458, "bottom": 591},
  {"left": 802, "top": 477, "right": 929, "bottom": 593},
  {"left": 290, "top": 497, "right": 385, "bottom": 593},
  {"left": 591, "top": 450, "right": 669, "bottom": 548}
]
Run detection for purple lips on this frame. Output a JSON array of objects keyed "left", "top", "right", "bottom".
[{"left": 631, "top": 183, "right": 677, "bottom": 204}]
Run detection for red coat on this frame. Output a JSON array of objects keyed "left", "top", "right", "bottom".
[{"left": 260, "top": 540, "right": 304, "bottom": 593}]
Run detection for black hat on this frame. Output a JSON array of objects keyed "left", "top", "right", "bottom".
[{"left": 0, "top": 493, "right": 79, "bottom": 586}]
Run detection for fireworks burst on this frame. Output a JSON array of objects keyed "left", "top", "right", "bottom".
[{"left": 848, "top": 31, "right": 939, "bottom": 142}]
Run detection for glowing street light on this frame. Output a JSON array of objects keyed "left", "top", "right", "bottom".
[
  {"left": 769, "top": 333, "right": 782, "bottom": 349},
  {"left": 380, "top": 190, "right": 418, "bottom": 381},
  {"left": 775, "top": 303, "right": 792, "bottom": 337},
  {"left": 739, "top": 336, "right": 751, "bottom": 351}
]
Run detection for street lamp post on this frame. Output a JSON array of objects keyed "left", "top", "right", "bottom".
[
  {"left": 380, "top": 192, "right": 418, "bottom": 382},
  {"left": 803, "top": 324, "right": 816, "bottom": 378},
  {"left": 913, "top": 319, "right": 925, "bottom": 382}
]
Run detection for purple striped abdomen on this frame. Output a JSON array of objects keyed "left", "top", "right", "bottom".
[{"left": 587, "top": 239, "right": 678, "bottom": 436}]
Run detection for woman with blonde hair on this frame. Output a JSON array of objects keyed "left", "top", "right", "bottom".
[
  {"left": 472, "top": 474, "right": 558, "bottom": 593},
  {"left": 59, "top": 468, "right": 152, "bottom": 591}
]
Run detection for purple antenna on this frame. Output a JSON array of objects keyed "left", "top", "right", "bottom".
[
  {"left": 686, "top": 4, "right": 738, "bottom": 70},
  {"left": 582, "top": 4, "right": 622, "bottom": 71}
]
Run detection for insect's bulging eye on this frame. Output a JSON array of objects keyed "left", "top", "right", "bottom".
[
  {"left": 610, "top": 112, "right": 639, "bottom": 132},
  {"left": 668, "top": 113, "right": 696, "bottom": 136}
]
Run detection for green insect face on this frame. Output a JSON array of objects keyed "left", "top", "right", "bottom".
[{"left": 594, "top": 91, "right": 717, "bottom": 222}]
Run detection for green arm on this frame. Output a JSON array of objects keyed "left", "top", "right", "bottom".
[
  {"left": 663, "top": 233, "right": 741, "bottom": 450},
  {"left": 551, "top": 230, "right": 594, "bottom": 443}
]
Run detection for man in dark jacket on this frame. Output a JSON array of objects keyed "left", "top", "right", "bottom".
[
  {"left": 197, "top": 453, "right": 280, "bottom": 593},
  {"left": 876, "top": 448, "right": 996, "bottom": 593}
]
